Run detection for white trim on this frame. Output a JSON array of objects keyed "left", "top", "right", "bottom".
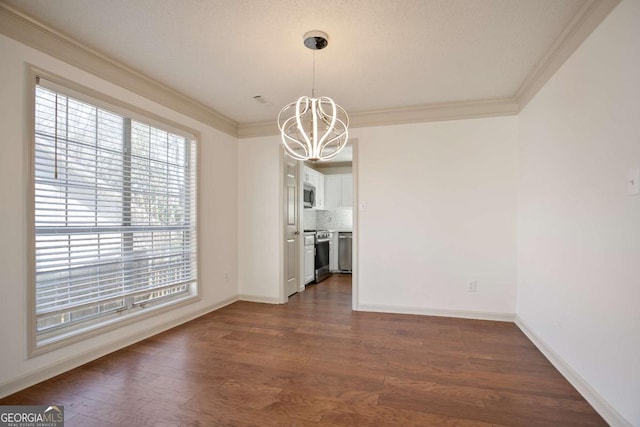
[
  {"left": 356, "top": 303, "right": 515, "bottom": 322},
  {"left": 0, "top": 297, "right": 238, "bottom": 399},
  {"left": 515, "top": 316, "right": 633, "bottom": 427},
  {"left": 238, "top": 98, "right": 519, "bottom": 138},
  {"left": 237, "top": 295, "right": 282, "bottom": 304},
  {"left": 351, "top": 140, "right": 359, "bottom": 311},
  {"left": 278, "top": 146, "right": 287, "bottom": 304}
]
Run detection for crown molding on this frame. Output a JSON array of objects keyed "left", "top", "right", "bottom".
[
  {"left": 515, "top": 0, "right": 620, "bottom": 111},
  {"left": 238, "top": 97, "right": 520, "bottom": 138},
  {"left": 237, "top": 120, "right": 280, "bottom": 139},
  {"left": 1, "top": 0, "right": 620, "bottom": 139},
  {"left": 351, "top": 98, "right": 520, "bottom": 129},
  {"left": 0, "top": 2, "right": 238, "bottom": 137}
]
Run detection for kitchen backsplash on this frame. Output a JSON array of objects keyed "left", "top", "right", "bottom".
[
  {"left": 316, "top": 209, "right": 353, "bottom": 231},
  {"left": 303, "top": 209, "right": 317, "bottom": 230}
]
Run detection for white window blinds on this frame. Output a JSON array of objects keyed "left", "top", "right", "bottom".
[{"left": 33, "top": 76, "right": 198, "bottom": 347}]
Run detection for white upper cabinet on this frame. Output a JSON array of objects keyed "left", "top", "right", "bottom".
[
  {"left": 325, "top": 175, "right": 341, "bottom": 209},
  {"left": 325, "top": 174, "right": 352, "bottom": 209},
  {"left": 303, "top": 167, "right": 312, "bottom": 185},
  {"left": 315, "top": 171, "right": 325, "bottom": 209},
  {"left": 341, "top": 175, "right": 353, "bottom": 208},
  {"left": 303, "top": 166, "right": 325, "bottom": 209}
]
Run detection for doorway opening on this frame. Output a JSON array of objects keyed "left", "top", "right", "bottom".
[{"left": 282, "top": 139, "right": 358, "bottom": 308}]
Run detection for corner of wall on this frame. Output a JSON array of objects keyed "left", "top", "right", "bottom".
[{"left": 515, "top": 316, "right": 633, "bottom": 427}]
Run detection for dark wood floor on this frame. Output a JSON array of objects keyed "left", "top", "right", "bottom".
[{"left": 2, "top": 274, "right": 605, "bottom": 426}]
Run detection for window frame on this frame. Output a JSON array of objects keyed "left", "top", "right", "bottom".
[{"left": 27, "top": 66, "right": 201, "bottom": 357}]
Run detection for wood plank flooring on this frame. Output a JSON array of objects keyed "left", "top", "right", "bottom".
[{"left": 1, "top": 274, "right": 606, "bottom": 426}]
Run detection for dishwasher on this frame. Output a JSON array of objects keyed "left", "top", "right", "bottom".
[{"left": 338, "top": 232, "right": 352, "bottom": 272}]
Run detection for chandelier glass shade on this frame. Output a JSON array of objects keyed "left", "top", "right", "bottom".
[
  {"left": 278, "top": 95, "right": 349, "bottom": 162},
  {"left": 278, "top": 31, "right": 349, "bottom": 162}
]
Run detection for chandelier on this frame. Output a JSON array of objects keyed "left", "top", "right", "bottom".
[{"left": 278, "top": 31, "right": 349, "bottom": 162}]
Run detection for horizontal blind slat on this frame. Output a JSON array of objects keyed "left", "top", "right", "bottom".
[{"left": 36, "top": 281, "right": 192, "bottom": 318}]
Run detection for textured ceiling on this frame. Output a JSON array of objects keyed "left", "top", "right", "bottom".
[{"left": 4, "top": 0, "right": 587, "bottom": 126}]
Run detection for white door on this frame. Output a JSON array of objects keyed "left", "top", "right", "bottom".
[{"left": 284, "top": 156, "right": 299, "bottom": 297}]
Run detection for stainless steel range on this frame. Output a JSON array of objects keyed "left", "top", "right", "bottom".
[{"left": 314, "top": 230, "right": 331, "bottom": 283}]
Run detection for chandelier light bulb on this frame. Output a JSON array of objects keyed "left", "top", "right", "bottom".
[{"left": 278, "top": 31, "right": 349, "bottom": 162}]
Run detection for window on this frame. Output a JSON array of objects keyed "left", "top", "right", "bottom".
[{"left": 31, "top": 73, "right": 198, "bottom": 352}]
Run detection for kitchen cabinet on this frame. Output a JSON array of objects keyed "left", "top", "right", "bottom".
[
  {"left": 303, "top": 167, "right": 312, "bottom": 185},
  {"left": 340, "top": 175, "right": 353, "bottom": 208},
  {"left": 303, "top": 166, "right": 325, "bottom": 209},
  {"left": 304, "top": 232, "right": 316, "bottom": 285},
  {"left": 304, "top": 246, "right": 315, "bottom": 284},
  {"left": 325, "top": 173, "right": 353, "bottom": 209},
  {"left": 314, "top": 172, "right": 324, "bottom": 209},
  {"left": 325, "top": 175, "right": 340, "bottom": 209}
]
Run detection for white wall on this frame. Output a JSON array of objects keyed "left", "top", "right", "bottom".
[
  {"left": 516, "top": 0, "right": 640, "bottom": 425},
  {"left": 352, "top": 116, "right": 518, "bottom": 318},
  {"left": 235, "top": 118, "right": 518, "bottom": 318},
  {"left": 237, "top": 135, "right": 282, "bottom": 302},
  {"left": 0, "top": 34, "right": 238, "bottom": 396}
]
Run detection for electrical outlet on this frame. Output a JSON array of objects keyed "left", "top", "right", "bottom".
[
  {"left": 468, "top": 280, "right": 477, "bottom": 292},
  {"left": 224, "top": 272, "right": 229, "bottom": 283}
]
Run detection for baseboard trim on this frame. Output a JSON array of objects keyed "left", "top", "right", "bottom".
[
  {"left": 515, "top": 316, "right": 632, "bottom": 427},
  {"left": 0, "top": 296, "right": 238, "bottom": 399},
  {"left": 237, "top": 294, "right": 282, "bottom": 304},
  {"left": 356, "top": 303, "right": 515, "bottom": 322}
]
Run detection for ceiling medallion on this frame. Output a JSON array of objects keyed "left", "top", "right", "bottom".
[{"left": 277, "top": 31, "right": 349, "bottom": 162}]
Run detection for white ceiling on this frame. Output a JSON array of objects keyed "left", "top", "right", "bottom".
[{"left": 2, "top": 0, "right": 602, "bottom": 130}]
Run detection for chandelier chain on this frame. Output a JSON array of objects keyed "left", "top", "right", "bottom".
[{"left": 312, "top": 50, "right": 316, "bottom": 98}]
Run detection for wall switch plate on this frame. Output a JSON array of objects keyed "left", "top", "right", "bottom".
[
  {"left": 628, "top": 168, "right": 640, "bottom": 195},
  {"left": 359, "top": 202, "right": 367, "bottom": 211},
  {"left": 468, "top": 281, "right": 477, "bottom": 292}
]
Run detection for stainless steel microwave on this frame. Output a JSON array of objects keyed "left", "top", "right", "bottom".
[{"left": 303, "top": 183, "right": 316, "bottom": 208}]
